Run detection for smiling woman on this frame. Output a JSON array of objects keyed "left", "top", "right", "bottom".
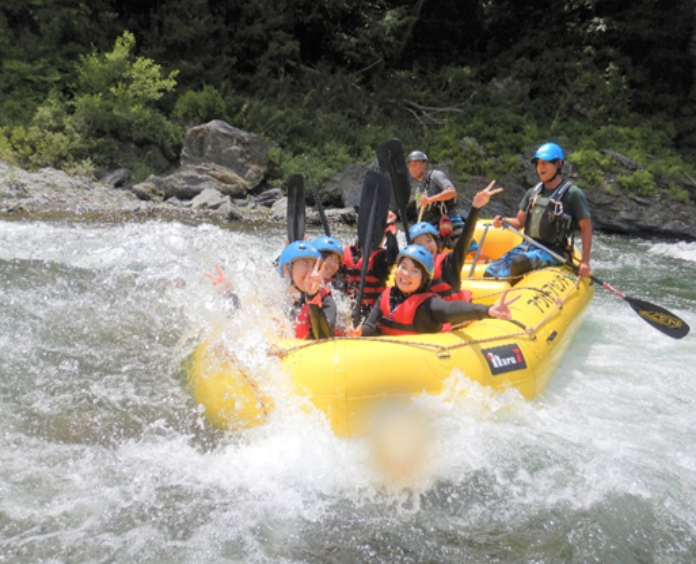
[{"left": 348, "top": 244, "right": 519, "bottom": 338}]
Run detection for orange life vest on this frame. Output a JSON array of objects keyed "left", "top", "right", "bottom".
[
  {"left": 429, "top": 253, "right": 473, "bottom": 302},
  {"left": 376, "top": 288, "right": 451, "bottom": 336},
  {"left": 343, "top": 245, "right": 387, "bottom": 309},
  {"left": 294, "top": 287, "right": 332, "bottom": 339}
]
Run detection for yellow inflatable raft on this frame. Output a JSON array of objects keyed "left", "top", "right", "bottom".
[{"left": 185, "top": 221, "right": 594, "bottom": 436}]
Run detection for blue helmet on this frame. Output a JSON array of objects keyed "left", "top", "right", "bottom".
[
  {"left": 312, "top": 235, "right": 344, "bottom": 261},
  {"left": 397, "top": 244, "right": 435, "bottom": 279},
  {"left": 409, "top": 222, "right": 440, "bottom": 242},
  {"left": 532, "top": 142, "right": 565, "bottom": 164},
  {"left": 278, "top": 241, "right": 321, "bottom": 275},
  {"left": 406, "top": 150, "right": 428, "bottom": 162}
]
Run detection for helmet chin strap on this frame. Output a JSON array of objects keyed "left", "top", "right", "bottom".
[{"left": 549, "top": 160, "right": 563, "bottom": 182}]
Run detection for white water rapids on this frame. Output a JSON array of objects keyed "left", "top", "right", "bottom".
[{"left": 1, "top": 217, "right": 695, "bottom": 563}]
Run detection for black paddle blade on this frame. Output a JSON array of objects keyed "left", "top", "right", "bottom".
[
  {"left": 306, "top": 166, "right": 331, "bottom": 236},
  {"left": 377, "top": 139, "right": 411, "bottom": 211},
  {"left": 377, "top": 138, "right": 412, "bottom": 242},
  {"left": 626, "top": 296, "right": 690, "bottom": 339},
  {"left": 286, "top": 174, "right": 305, "bottom": 242},
  {"left": 357, "top": 171, "right": 391, "bottom": 252}
]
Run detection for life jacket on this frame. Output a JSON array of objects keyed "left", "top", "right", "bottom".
[
  {"left": 525, "top": 180, "right": 574, "bottom": 252},
  {"left": 376, "top": 288, "right": 451, "bottom": 336},
  {"left": 430, "top": 253, "right": 473, "bottom": 302},
  {"left": 294, "top": 287, "right": 332, "bottom": 339},
  {"left": 343, "top": 245, "right": 387, "bottom": 309}
]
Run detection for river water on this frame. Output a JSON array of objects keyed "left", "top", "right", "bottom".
[{"left": 1, "top": 216, "right": 695, "bottom": 563}]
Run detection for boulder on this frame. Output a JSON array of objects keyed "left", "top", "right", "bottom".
[
  {"left": 322, "top": 162, "right": 378, "bottom": 209},
  {"left": 190, "top": 188, "right": 229, "bottom": 210},
  {"left": 181, "top": 120, "right": 274, "bottom": 190},
  {"left": 255, "top": 188, "right": 283, "bottom": 207},
  {"left": 162, "top": 169, "right": 224, "bottom": 200}
]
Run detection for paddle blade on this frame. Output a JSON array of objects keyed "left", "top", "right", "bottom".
[
  {"left": 377, "top": 139, "right": 411, "bottom": 214},
  {"left": 625, "top": 296, "right": 690, "bottom": 339},
  {"left": 357, "top": 171, "right": 391, "bottom": 252},
  {"left": 286, "top": 174, "right": 305, "bottom": 242}
]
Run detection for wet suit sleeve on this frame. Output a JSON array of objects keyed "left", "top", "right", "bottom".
[
  {"left": 309, "top": 293, "right": 337, "bottom": 340},
  {"left": 372, "top": 230, "right": 399, "bottom": 282},
  {"left": 414, "top": 296, "right": 490, "bottom": 333},
  {"left": 441, "top": 206, "right": 482, "bottom": 289},
  {"left": 359, "top": 298, "right": 383, "bottom": 337},
  {"left": 220, "top": 291, "right": 241, "bottom": 315}
]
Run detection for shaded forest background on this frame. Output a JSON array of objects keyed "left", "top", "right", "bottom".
[{"left": 1, "top": 0, "right": 696, "bottom": 202}]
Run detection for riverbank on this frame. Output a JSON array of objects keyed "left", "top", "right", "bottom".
[{"left": 2, "top": 120, "right": 696, "bottom": 241}]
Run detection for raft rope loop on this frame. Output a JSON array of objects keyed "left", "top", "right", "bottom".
[{"left": 268, "top": 267, "right": 582, "bottom": 359}]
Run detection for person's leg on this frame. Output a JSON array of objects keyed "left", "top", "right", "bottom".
[{"left": 484, "top": 245, "right": 525, "bottom": 278}]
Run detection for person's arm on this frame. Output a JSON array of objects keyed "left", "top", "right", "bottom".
[
  {"left": 415, "top": 290, "right": 521, "bottom": 331},
  {"left": 371, "top": 229, "right": 399, "bottom": 281},
  {"left": 577, "top": 217, "right": 592, "bottom": 277},
  {"left": 420, "top": 297, "right": 491, "bottom": 329},
  {"left": 346, "top": 298, "right": 382, "bottom": 337},
  {"left": 420, "top": 187, "right": 456, "bottom": 207},
  {"left": 493, "top": 208, "right": 526, "bottom": 230},
  {"left": 442, "top": 206, "right": 483, "bottom": 287},
  {"left": 308, "top": 293, "right": 336, "bottom": 339}
]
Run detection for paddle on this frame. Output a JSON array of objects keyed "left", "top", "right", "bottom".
[
  {"left": 353, "top": 171, "right": 392, "bottom": 327},
  {"left": 502, "top": 222, "right": 690, "bottom": 340},
  {"left": 286, "top": 174, "right": 305, "bottom": 242},
  {"left": 306, "top": 166, "right": 331, "bottom": 236},
  {"left": 377, "top": 139, "right": 413, "bottom": 244}
]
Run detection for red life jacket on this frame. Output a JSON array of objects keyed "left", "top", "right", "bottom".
[
  {"left": 377, "top": 288, "right": 451, "bottom": 336},
  {"left": 343, "top": 245, "right": 387, "bottom": 309},
  {"left": 429, "top": 253, "right": 473, "bottom": 302},
  {"left": 294, "top": 287, "right": 332, "bottom": 339}
]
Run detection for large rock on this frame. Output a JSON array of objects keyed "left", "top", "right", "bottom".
[
  {"left": 322, "top": 162, "right": 378, "bottom": 209},
  {"left": 162, "top": 169, "right": 224, "bottom": 201},
  {"left": 181, "top": 120, "right": 273, "bottom": 191}
]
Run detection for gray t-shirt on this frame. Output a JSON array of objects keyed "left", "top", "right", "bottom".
[{"left": 417, "top": 169, "right": 458, "bottom": 222}]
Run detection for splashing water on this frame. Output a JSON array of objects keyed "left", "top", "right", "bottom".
[{"left": 1, "top": 218, "right": 695, "bottom": 563}]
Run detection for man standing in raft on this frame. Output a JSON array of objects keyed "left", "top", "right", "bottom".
[
  {"left": 407, "top": 150, "right": 462, "bottom": 232},
  {"left": 409, "top": 181, "right": 503, "bottom": 302},
  {"left": 347, "top": 245, "right": 519, "bottom": 337},
  {"left": 486, "top": 142, "right": 593, "bottom": 280}
]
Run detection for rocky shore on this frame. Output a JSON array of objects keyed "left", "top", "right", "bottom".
[{"left": 2, "top": 119, "right": 695, "bottom": 241}]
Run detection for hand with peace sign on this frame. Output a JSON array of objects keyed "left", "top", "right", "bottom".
[
  {"left": 472, "top": 180, "right": 504, "bottom": 209},
  {"left": 487, "top": 289, "right": 521, "bottom": 321},
  {"left": 302, "top": 258, "right": 327, "bottom": 297},
  {"left": 204, "top": 264, "right": 235, "bottom": 296}
]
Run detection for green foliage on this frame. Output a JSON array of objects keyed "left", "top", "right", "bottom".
[
  {"left": 173, "top": 86, "right": 227, "bottom": 126},
  {"left": 664, "top": 183, "right": 690, "bottom": 204},
  {"left": 567, "top": 149, "right": 614, "bottom": 188},
  {"left": 267, "top": 142, "right": 354, "bottom": 190},
  {"left": 4, "top": 31, "right": 182, "bottom": 173},
  {"left": 617, "top": 170, "right": 656, "bottom": 197}
]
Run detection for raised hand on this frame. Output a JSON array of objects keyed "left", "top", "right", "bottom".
[
  {"left": 473, "top": 180, "right": 504, "bottom": 209},
  {"left": 304, "top": 257, "right": 326, "bottom": 296},
  {"left": 205, "top": 264, "right": 228, "bottom": 287},
  {"left": 204, "top": 264, "right": 235, "bottom": 295},
  {"left": 487, "top": 289, "right": 521, "bottom": 321}
]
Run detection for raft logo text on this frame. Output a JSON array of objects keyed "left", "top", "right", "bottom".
[{"left": 482, "top": 344, "right": 527, "bottom": 375}]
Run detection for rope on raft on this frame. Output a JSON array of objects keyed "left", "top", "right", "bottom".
[{"left": 269, "top": 268, "right": 582, "bottom": 359}]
